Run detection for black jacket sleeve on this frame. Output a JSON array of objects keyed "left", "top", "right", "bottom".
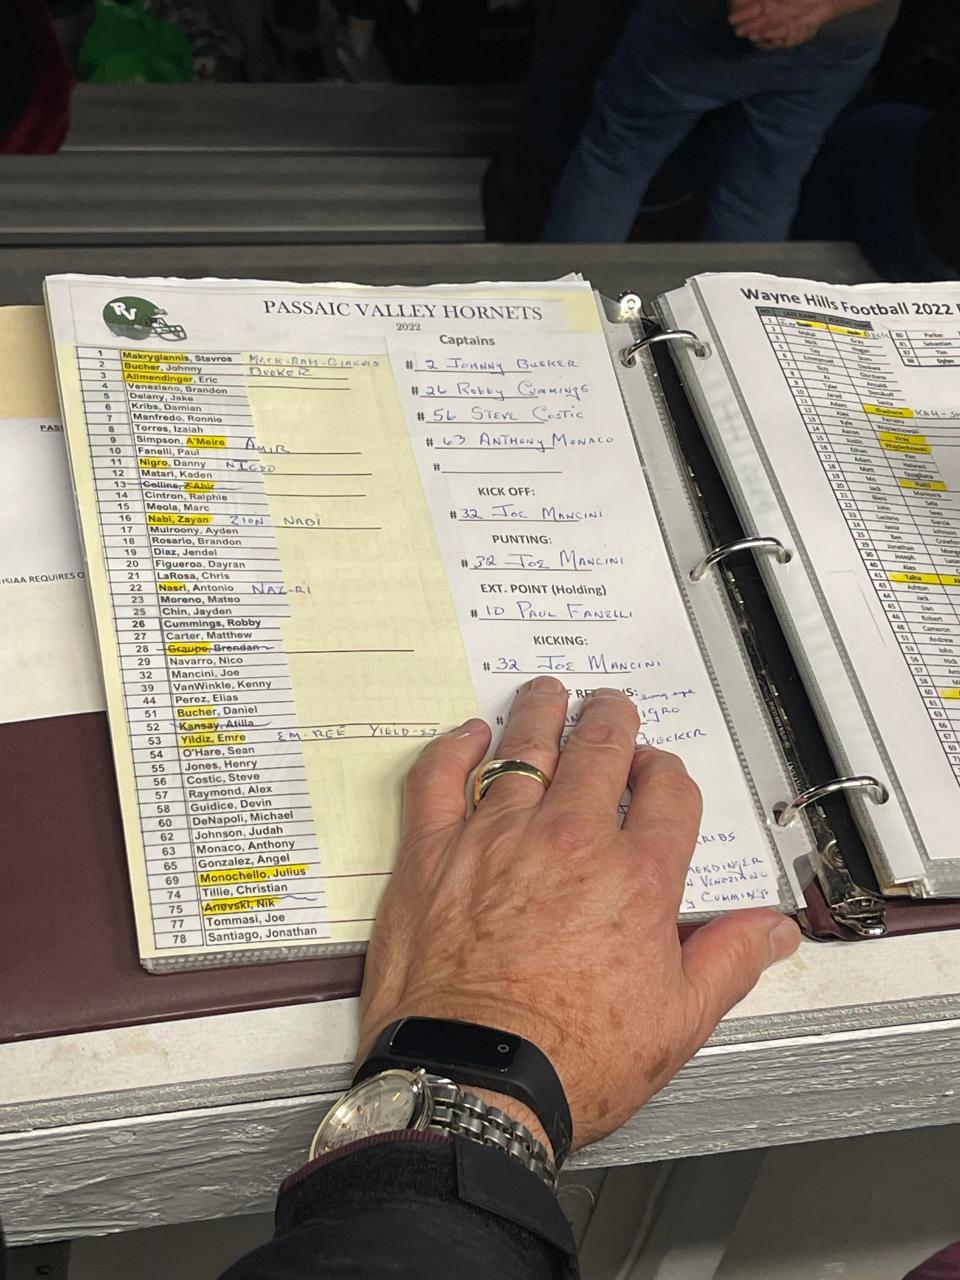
[{"left": 219, "top": 1130, "right": 579, "bottom": 1280}]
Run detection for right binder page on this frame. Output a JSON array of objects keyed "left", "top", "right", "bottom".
[{"left": 660, "top": 274, "right": 960, "bottom": 898}]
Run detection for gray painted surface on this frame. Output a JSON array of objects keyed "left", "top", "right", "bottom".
[
  {"left": 3, "top": 1017, "right": 960, "bottom": 1243},
  {"left": 63, "top": 83, "right": 521, "bottom": 155},
  {"left": 0, "top": 241, "right": 876, "bottom": 306},
  {"left": 0, "top": 154, "right": 487, "bottom": 244}
]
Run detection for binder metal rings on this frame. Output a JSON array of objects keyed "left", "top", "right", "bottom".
[
  {"left": 774, "top": 776, "right": 889, "bottom": 828},
  {"left": 619, "top": 329, "right": 710, "bottom": 367},
  {"left": 689, "top": 536, "right": 792, "bottom": 583}
]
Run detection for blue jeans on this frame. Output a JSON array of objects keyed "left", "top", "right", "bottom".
[{"left": 541, "top": 0, "right": 886, "bottom": 242}]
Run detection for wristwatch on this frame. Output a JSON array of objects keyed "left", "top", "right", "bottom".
[
  {"left": 308, "top": 1017, "right": 573, "bottom": 1190},
  {"left": 308, "top": 1067, "right": 558, "bottom": 1190}
]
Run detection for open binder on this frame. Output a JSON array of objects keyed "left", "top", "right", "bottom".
[
  {"left": 604, "top": 278, "right": 960, "bottom": 939},
  {"left": 6, "top": 269, "right": 960, "bottom": 1040}
]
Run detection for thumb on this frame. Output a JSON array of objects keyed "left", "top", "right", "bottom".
[{"left": 681, "top": 909, "right": 800, "bottom": 1041}]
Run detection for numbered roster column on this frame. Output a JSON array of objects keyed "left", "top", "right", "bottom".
[
  {"left": 75, "top": 344, "right": 331, "bottom": 961},
  {"left": 78, "top": 345, "right": 201, "bottom": 950}
]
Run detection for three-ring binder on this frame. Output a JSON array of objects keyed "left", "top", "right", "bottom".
[
  {"left": 774, "top": 776, "right": 889, "bottom": 828},
  {"left": 620, "top": 330, "right": 710, "bottom": 367},
  {"left": 689, "top": 536, "right": 792, "bottom": 583}
]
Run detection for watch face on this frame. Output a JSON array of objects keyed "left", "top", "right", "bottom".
[{"left": 313, "top": 1071, "right": 424, "bottom": 1156}]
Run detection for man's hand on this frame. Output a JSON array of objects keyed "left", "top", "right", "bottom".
[
  {"left": 729, "top": 0, "right": 837, "bottom": 47},
  {"left": 357, "top": 679, "right": 800, "bottom": 1153}
]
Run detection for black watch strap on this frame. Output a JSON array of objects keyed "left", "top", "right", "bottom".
[{"left": 354, "top": 1017, "right": 573, "bottom": 1167}]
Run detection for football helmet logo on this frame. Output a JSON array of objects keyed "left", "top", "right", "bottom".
[{"left": 102, "top": 296, "right": 187, "bottom": 342}]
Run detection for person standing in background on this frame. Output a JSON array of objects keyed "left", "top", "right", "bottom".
[
  {"left": 483, "top": 0, "right": 633, "bottom": 241},
  {"left": 542, "top": 0, "right": 899, "bottom": 243}
]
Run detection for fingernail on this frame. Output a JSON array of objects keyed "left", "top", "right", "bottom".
[
  {"left": 634, "top": 745, "right": 688, "bottom": 773},
  {"left": 526, "top": 676, "right": 566, "bottom": 695},
  {"left": 768, "top": 917, "right": 801, "bottom": 965},
  {"left": 452, "top": 717, "right": 487, "bottom": 737}
]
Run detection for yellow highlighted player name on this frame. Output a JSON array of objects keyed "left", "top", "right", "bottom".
[
  {"left": 186, "top": 434, "right": 226, "bottom": 449},
  {"left": 180, "top": 718, "right": 218, "bottom": 732},
  {"left": 879, "top": 431, "right": 926, "bottom": 445},
  {"left": 184, "top": 480, "right": 215, "bottom": 493},
  {"left": 940, "top": 690, "right": 960, "bottom": 700},
  {"left": 121, "top": 350, "right": 187, "bottom": 363},
  {"left": 157, "top": 580, "right": 185, "bottom": 591},
  {"left": 864, "top": 403, "right": 915, "bottom": 419},
  {"left": 122, "top": 371, "right": 193, "bottom": 386},
  {"left": 147, "top": 512, "right": 213, "bottom": 526},
  {"left": 177, "top": 705, "right": 214, "bottom": 717},
  {"left": 795, "top": 320, "right": 868, "bottom": 337},
  {"left": 882, "top": 441, "right": 932, "bottom": 455},
  {"left": 166, "top": 641, "right": 211, "bottom": 655},
  {"left": 900, "top": 478, "right": 947, "bottom": 491},
  {"left": 179, "top": 730, "right": 247, "bottom": 748},
  {"left": 889, "top": 572, "right": 960, "bottom": 587},
  {"left": 879, "top": 429, "right": 930, "bottom": 454},
  {"left": 138, "top": 457, "right": 169, "bottom": 469},
  {"left": 197, "top": 864, "right": 310, "bottom": 886},
  {"left": 201, "top": 896, "right": 280, "bottom": 915}
]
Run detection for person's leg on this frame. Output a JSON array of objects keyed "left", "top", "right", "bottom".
[
  {"left": 541, "top": 0, "right": 726, "bottom": 243},
  {"left": 701, "top": 35, "right": 886, "bottom": 242}
]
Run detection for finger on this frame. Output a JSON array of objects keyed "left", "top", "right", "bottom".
[
  {"left": 731, "top": 16, "right": 770, "bottom": 37},
  {"left": 544, "top": 688, "right": 640, "bottom": 823},
  {"left": 622, "top": 747, "right": 702, "bottom": 906},
  {"left": 681, "top": 910, "right": 801, "bottom": 1043},
  {"left": 402, "top": 718, "right": 491, "bottom": 838},
  {"left": 728, "top": 0, "right": 765, "bottom": 24},
  {"left": 476, "top": 676, "right": 568, "bottom": 815},
  {"left": 728, "top": 2, "right": 764, "bottom": 25}
]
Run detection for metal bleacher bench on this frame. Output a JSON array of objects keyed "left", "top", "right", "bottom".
[{"left": 0, "top": 82, "right": 521, "bottom": 245}]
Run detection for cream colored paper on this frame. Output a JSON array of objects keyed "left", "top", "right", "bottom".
[
  {"left": 0, "top": 308, "right": 104, "bottom": 724},
  {"left": 244, "top": 359, "right": 477, "bottom": 942}
]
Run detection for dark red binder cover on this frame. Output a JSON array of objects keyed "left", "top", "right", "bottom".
[{"left": 0, "top": 711, "right": 364, "bottom": 1044}]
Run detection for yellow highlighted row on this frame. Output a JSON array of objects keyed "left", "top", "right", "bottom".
[
  {"left": 795, "top": 320, "right": 868, "bottom": 337},
  {"left": 179, "top": 730, "right": 247, "bottom": 748},
  {"left": 201, "top": 896, "right": 279, "bottom": 915},
  {"left": 864, "top": 403, "right": 915, "bottom": 419},
  {"left": 186, "top": 434, "right": 226, "bottom": 449},
  {"left": 899, "top": 478, "right": 947, "bottom": 491},
  {"left": 889, "top": 572, "right": 960, "bottom": 587},
  {"left": 940, "top": 690, "right": 960, "bottom": 701},
  {"left": 138, "top": 457, "right": 169, "bottom": 470},
  {"left": 166, "top": 641, "right": 210, "bottom": 655},
  {"left": 197, "top": 864, "right": 309, "bottom": 887},
  {"left": 147, "top": 512, "right": 213, "bottom": 526}
]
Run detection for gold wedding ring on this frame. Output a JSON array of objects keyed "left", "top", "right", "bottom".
[{"left": 473, "top": 758, "right": 552, "bottom": 806}]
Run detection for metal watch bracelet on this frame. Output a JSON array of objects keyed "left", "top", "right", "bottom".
[{"left": 425, "top": 1075, "right": 558, "bottom": 1191}]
